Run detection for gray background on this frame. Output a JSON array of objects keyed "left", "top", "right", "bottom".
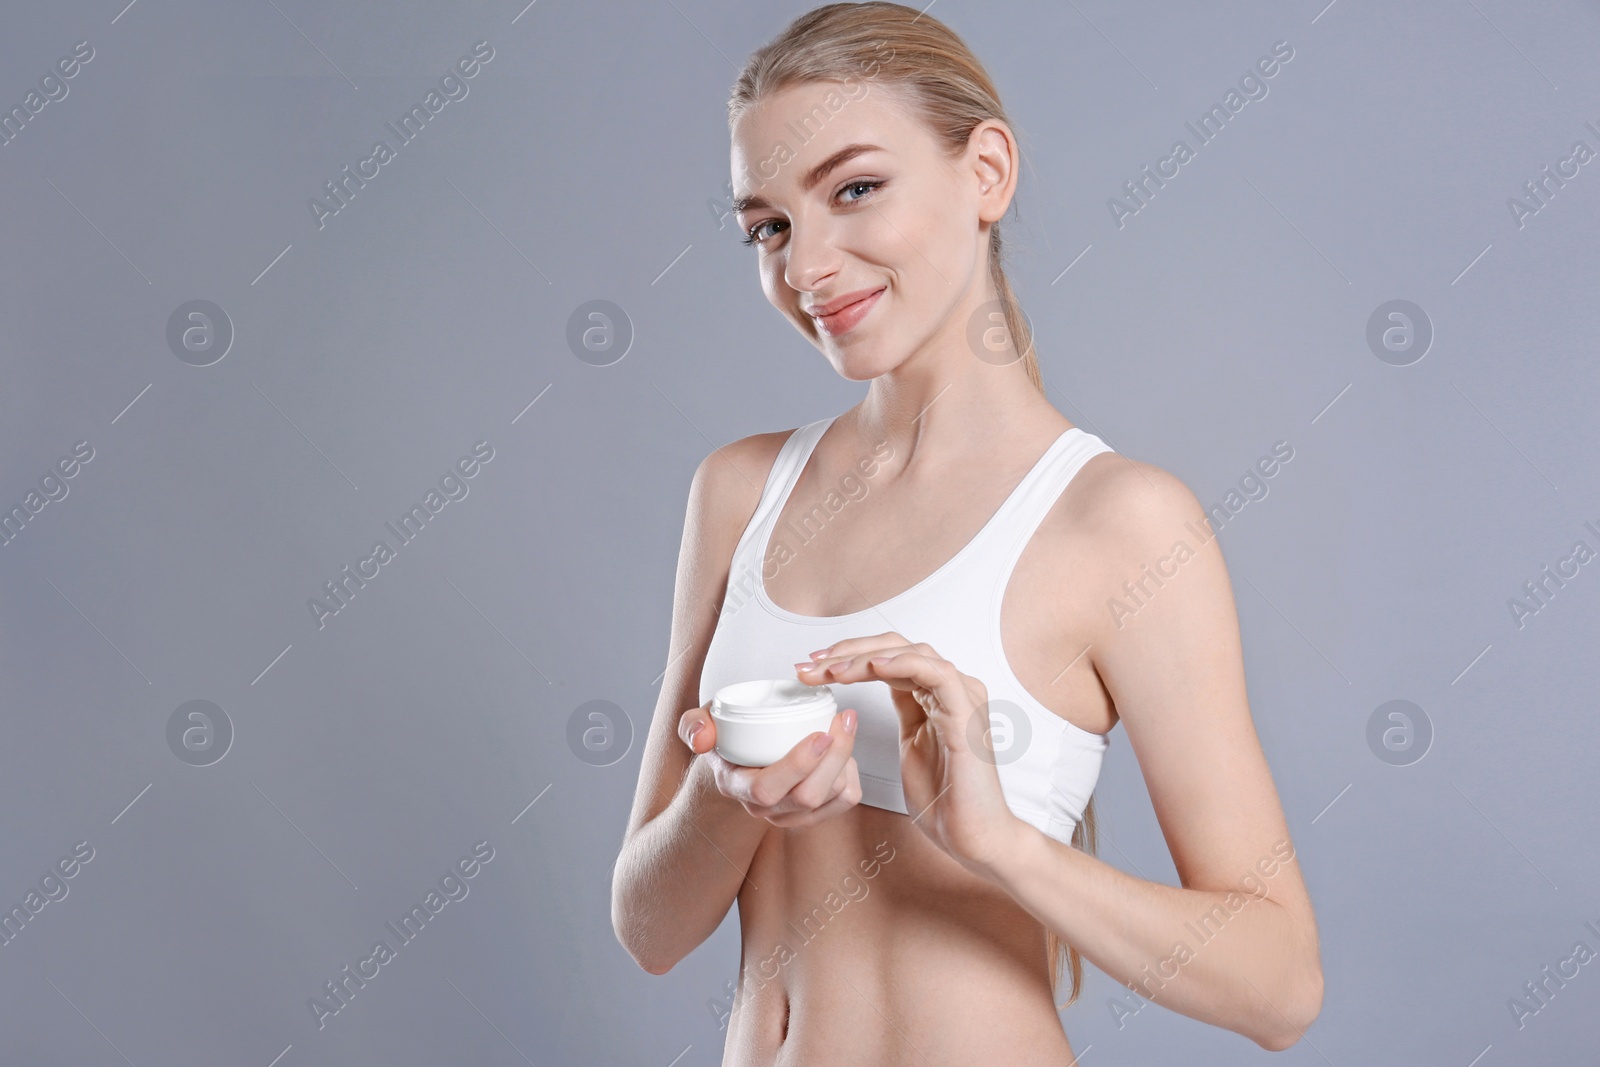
[{"left": 1, "top": 0, "right": 1596, "bottom": 1064}]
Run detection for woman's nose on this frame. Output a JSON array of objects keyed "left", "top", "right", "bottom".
[{"left": 782, "top": 220, "right": 842, "bottom": 293}]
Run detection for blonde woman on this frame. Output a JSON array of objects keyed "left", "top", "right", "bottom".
[{"left": 612, "top": 4, "right": 1322, "bottom": 1062}]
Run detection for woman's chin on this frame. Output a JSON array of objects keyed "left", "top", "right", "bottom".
[
  {"left": 834, "top": 362, "right": 888, "bottom": 383},
  {"left": 826, "top": 348, "right": 899, "bottom": 382}
]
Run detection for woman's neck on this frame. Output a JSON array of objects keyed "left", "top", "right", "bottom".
[{"left": 845, "top": 357, "right": 1064, "bottom": 475}]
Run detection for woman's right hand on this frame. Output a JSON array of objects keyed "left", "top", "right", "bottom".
[{"left": 679, "top": 699, "right": 862, "bottom": 829}]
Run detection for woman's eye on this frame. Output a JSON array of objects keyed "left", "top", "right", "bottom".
[
  {"left": 741, "top": 220, "right": 781, "bottom": 246},
  {"left": 839, "top": 180, "right": 882, "bottom": 203}
]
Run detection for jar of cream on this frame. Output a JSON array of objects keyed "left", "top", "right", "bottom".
[{"left": 710, "top": 679, "right": 839, "bottom": 767}]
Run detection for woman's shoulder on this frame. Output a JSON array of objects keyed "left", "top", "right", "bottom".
[
  {"left": 694, "top": 424, "right": 805, "bottom": 494},
  {"left": 1075, "top": 449, "right": 1197, "bottom": 528},
  {"left": 1052, "top": 447, "right": 1213, "bottom": 569},
  {"left": 1031, "top": 446, "right": 1220, "bottom": 641},
  {"left": 686, "top": 423, "right": 808, "bottom": 536}
]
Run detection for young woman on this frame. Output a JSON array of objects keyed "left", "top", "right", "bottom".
[{"left": 612, "top": 4, "right": 1322, "bottom": 1062}]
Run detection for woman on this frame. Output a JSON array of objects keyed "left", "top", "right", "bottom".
[{"left": 612, "top": 4, "right": 1323, "bottom": 1062}]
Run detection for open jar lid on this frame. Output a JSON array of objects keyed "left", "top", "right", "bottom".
[{"left": 712, "top": 679, "right": 836, "bottom": 720}]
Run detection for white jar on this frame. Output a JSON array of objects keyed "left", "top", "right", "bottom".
[{"left": 710, "top": 679, "right": 838, "bottom": 767}]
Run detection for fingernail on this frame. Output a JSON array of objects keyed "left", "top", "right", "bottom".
[
  {"left": 795, "top": 661, "right": 815, "bottom": 673},
  {"left": 843, "top": 708, "right": 857, "bottom": 734},
  {"left": 809, "top": 647, "right": 832, "bottom": 660},
  {"left": 811, "top": 732, "right": 833, "bottom": 755},
  {"left": 687, "top": 720, "right": 703, "bottom": 742}
]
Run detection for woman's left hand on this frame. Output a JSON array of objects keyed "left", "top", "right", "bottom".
[{"left": 796, "top": 632, "right": 1023, "bottom": 877}]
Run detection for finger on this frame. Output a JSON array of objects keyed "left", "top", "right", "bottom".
[
  {"left": 767, "top": 783, "right": 857, "bottom": 828},
  {"left": 796, "top": 634, "right": 926, "bottom": 681},
  {"left": 767, "top": 760, "right": 862, "bottom": 828},
  {"left": 777, "top": 708, "right": 859, "bottom": 812},
  {"left": 679, "top": 704, "right": 716, "bottom": 753},
  {"left": 861, "top": 651, "right": 973, "bottom": 729},
  {"left": 800, "top": 632, "right": 910, "bottom": 663},
  {"left": 866, "top": 650, "right": 963, "bottom": 693},
  {"left": 803, "top": 643, "right": 924, "bottom": 685},
  {"left": 739, "top": 720, "right": 848, "bottom": 810}
]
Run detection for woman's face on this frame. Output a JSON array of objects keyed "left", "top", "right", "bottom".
[{"left": 730, "top": 81, "right": 1006, "bottom": 381}]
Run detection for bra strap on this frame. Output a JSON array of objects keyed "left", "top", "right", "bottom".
[
  {"left": 988, "top": 431, "right": 1115, "bottom": 569},
  {"left": 734, "top": 416, "right": 834, "bottom": 565}
]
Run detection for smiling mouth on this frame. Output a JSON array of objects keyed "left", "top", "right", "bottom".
[{"left": 809, "top": 287, "right": 886, "bottom": 336}]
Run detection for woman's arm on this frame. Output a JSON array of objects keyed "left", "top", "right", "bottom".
[
  {"left": 613, "top": 749, "right": 771, "bottom": 974},
  {"left": 610, "top": 439, "right": 776, "bottom": 974},
  {"left": 981, "top": 461, "right": 1323, "bottom": 1051}
]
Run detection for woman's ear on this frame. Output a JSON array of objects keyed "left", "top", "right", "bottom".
[{"left": 970, "top": 120, "right": 1018, "bottom": 224}]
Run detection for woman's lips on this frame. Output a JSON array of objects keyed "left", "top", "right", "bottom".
[{"left": 812, "top": 287, "right": 884, "bottom": 336}]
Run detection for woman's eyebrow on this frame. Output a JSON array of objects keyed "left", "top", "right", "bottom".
[{"left": 732, "top": 142, "right": 885, "bottom": 215}]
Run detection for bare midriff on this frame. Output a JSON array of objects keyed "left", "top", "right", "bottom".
[{"left": 720, "top": 804, "right": 1079, "bottom": 1067}]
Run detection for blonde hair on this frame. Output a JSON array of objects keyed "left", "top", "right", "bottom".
[{"left": 730, "top": 0, "right": 1097, "bottom": 1010}]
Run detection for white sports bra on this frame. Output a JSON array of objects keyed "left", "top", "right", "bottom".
[{"left": 698, "top": 415, "right": 1116, "bottom": 845}]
